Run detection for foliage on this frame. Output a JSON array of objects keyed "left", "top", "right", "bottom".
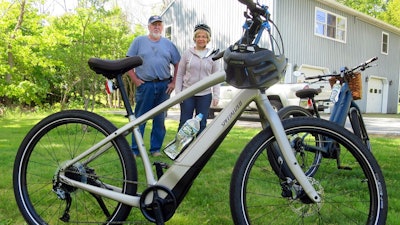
[
  {"left": 338, "top": 0, "right": 400, "bottom": 28},
  {"left": 378, "top": 0, "right": 400, "bottom": 28},
  {"left": 0, "top": 0, "right": 145, "bottom": 109},
  {"left": 337, "top": 0, "right": 386, "bottom": 18}
]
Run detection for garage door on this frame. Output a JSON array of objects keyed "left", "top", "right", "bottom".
[{"left": 366, "top": 77, "right": 384, "bottom": 113}]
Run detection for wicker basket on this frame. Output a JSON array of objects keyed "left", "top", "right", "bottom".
[{"left": 329, "top": 72, "right": 362, "bottom": 100}]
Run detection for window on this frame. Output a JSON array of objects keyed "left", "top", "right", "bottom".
[
  {"left": 381, "top": 32, "right": 389, "bottom": 55},
  {"left": 165, "top": 26, "right": 172, "bottom": 40},
  {"left": 315, "top": 7, "right": 347, "bottom": 43}
]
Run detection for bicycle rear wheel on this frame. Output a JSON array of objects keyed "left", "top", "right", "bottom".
[
  {"left": 277, "top": 105, "right": 313, "bottom": 118},
  {"left": 230, "top": 117, "right": 387, "bottom": 225},
  {"left": 13, "top": 110, "right": 137, "bottom": 224}
]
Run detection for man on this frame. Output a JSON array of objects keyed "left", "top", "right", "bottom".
[{"left": 126, "top": 15, "right": 181, "bottom": 157}]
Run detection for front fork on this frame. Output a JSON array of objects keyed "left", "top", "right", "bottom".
[{"left": 257, "top": 90, "right": 321, "bottom": 203}]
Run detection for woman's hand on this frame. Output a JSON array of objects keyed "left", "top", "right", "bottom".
[{"left": 212, "top": 98, "right": 219, "bottom": 107}]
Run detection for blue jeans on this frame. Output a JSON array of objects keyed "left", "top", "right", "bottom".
[
  {"left": 132, "top": 80, "right": 169, "bottom": 155},
  {"left": 179, "top": 94, "right": 212, "bottom": 134}
]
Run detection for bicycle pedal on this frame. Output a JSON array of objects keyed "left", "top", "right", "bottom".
[
  {"left": 153, "top": 161, "right": 170, "bottom": 179},
  {"left": 154, "top": 161, "right": 170, "bottom": 169}
]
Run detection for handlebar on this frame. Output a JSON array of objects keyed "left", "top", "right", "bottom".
[
  {"left": 214, "top": 1, "right": 270, "bottom": 61},
  {"left": 305, "top": 57, "right": 378, "bottom": 80},
  {"left": 365, "top": 56, "right": 378, "bottom": 65},
  {"left": 238, "top": 0, "right": 267, "bottom": 17},
  {"left": 353, "top": 56, "right": 378, "bottom": 72},
  {"left": 237, "top": 0, "right": 271, "bottom": 45},
  {"left": 238, "top": 0, "right": 257, "bottom": 11}
]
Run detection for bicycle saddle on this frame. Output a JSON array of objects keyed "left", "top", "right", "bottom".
[
  {"left": 295, "top": 88, "right": 321, "bottom": 99},
  {"left": 88, "top": 56, "right": 143, "bottom": 79}
]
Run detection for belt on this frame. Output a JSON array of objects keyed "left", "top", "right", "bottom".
[{"left": 145, "top": 77, "right": 171, "bottom": 82}]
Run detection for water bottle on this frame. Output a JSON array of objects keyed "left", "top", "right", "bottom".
[
  {"left": 330, "top": 80, "right": 341, "bottom": 103},
  {"left": 164, "top": 113, "right": 203, "bottom": 160}
]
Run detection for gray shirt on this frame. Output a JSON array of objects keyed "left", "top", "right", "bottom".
[{"left": 126, "top": 36, "right": 180, "bottom": 81}]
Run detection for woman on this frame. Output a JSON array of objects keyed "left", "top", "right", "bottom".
[{"left": 175, "top": 24, "right": 220, "bottom": 134}]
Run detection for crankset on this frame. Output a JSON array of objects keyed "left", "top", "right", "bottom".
[{"left": 140, "top": 185, "right": 177, "bottom": 225}]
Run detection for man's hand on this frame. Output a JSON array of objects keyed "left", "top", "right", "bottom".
[
  {"left": 127, "top": 69, "right": 144, "bottom": 87},
  {"left": 133, "top": 78, "right": 144, "bottom": 87},
  {"left": 166, "top": 82, "right": 175, "bottom": 94}
]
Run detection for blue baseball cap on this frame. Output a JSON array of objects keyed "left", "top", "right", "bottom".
[{"left": 148, "top": 15, "right": 163, "bottom": 24}]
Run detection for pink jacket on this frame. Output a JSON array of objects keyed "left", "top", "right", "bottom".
[{"left": 175, "top": 47, "right": 220, "bottom": 99}]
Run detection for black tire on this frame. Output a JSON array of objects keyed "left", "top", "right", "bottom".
[
  {"left": 13, "top": 110, "right": 137, "bottom": 224},
  {"left": 278, "top": 105, "right": 313, "bottom": 118},
  {"left": 267, "top": 106, "right": 322, "bottom": 178},
  {"left": 230, "top": 117, "right": 387, "bottom": 225},
  {"left": 349, "top": 107, "right": 371, "bottom": 151}
]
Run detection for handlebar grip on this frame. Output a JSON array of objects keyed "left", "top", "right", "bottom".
[
  {"left": 212, "top": 50, "right": 225, "bottom": 61},
  {"left": 238, "top": 0, "right": 266, "bottom": 16},
  {"left": 365, "top": 56, "right": 378, "bottom": 65},
  {"left": 238, "top": 0, "right": 257, "bottom": 10}
]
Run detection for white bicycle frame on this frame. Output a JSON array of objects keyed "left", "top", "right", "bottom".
[{"left": 58, "top": 70, "right": 321, "bottom": 208}]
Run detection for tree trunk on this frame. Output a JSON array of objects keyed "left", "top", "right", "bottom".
[
  {"left": 7, "top": 0, "right": 26, "bottom": 83},
  {"left": 61, "top": 79, "right": 80, "bottom": 110}
]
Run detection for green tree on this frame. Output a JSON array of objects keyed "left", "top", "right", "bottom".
[
  {"left": 337, "top": 0, "right": 386, "bottom": 18},
  {"left": 338, "top": 0, "right": 400, "bottom": 28},
  {"left": 57, "top": 5, "right": 140, "bottom": 110},
  {"left": 0, "top": 0, "right": 58, "bottom": 106},
  {"left": 0, "top": 0, "right": 144, "bottom": 109},
  {"left": 379, "top": 0, "right": 400, "bottom": 28}
]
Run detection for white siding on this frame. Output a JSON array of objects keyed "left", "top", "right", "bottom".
[{"left": 162, "top": 0, "right": 400, "bottom": 113}]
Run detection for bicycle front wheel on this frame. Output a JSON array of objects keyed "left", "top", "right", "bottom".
[
  {"left": 13, "top": 110, "right": 137, "bottom": 224},
  {"left": 230, "top": 117, "right": 387, "bottom": 225}
]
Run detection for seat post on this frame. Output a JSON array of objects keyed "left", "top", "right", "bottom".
[
  {"left": 115, "top": 74, "right": 134, "bottom": 117},
  {"left": 310, "top": 97, "right": 320, "bottom": 118}
]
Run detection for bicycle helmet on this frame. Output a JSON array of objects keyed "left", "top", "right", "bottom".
[
  {"left": 223, "top": 44, "right": 287, "bottom": 89},
  {"left": 194, "top": 24, "right": 211, "bottom": 36}
]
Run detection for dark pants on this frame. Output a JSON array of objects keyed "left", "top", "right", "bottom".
[
  {"left": 132, "top": 80, "right": 170, "bottom": 155},
  {"left": 179, "top": 94, "right": 212, "bottom": 134}
]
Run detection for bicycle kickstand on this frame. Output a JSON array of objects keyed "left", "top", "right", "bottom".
[{"left": 335, "top": 148, "right": 352, "bottom": 170}]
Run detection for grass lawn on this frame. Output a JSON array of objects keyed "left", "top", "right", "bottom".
[{"left": 1, "top": 109, "right": 399, "bottom": 224}]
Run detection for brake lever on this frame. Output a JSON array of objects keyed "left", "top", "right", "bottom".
[{"left": 359, "top": 63, "right": 377, "bottom": 71}]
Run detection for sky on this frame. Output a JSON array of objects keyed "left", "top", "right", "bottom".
[
  {"left": 42, "top": 0, "right": 164, "bottom": 26},
  {"left": 115, "top": 0, "right": 164, "bottom": 26}
]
